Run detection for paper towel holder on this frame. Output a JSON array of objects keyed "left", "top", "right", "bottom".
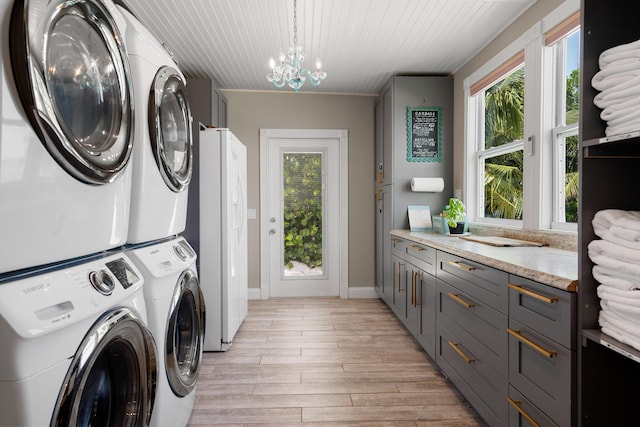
[{"left": 410, "top": 177, "right": 444, "bottom": 192}]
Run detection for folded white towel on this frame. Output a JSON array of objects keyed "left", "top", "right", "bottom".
[
  {"left": 592, "top": 62, "right": 640, "bottom": 91},
  {"left": 601, "top": 298, "right": 640, "bottom": 318},
  {"left": 593, "top": 265, "right": 640, "bottom": 290},
  {"left": 599, "top": 310, "right": 640, "bottom": 351},
  {"left": 599, "top": 38, "right": 640, "bottom": 68},
  {"left": 589, "top": 238, "right": 640, "bottom": 266},
  {"left": 594, "top": 83, "right": 640, "bottom": 108},
  {"left": 592, "top": 223, "right": 640, "bottom": 250},
  {"left": 600, "top": 51, "right": 640, "bottom": 69},
  {"left": 593, "top": 209, "right": 640, "bottom": 233},
  {"left": 606, "top": 121, "right": 640, "bottom": 137},
  {"left": 598, "top": 285, "right": 640, "bottom": 306}
]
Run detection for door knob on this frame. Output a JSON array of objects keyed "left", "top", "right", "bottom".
[{"left": 269, "top": 229, "right": 276, "bottom": 234}]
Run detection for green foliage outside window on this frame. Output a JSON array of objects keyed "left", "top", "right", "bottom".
[{"left": 282, "top": 152, "right": 323, "bottom": 269}]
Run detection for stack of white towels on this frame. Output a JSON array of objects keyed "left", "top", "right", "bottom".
[
  {"left": 589, "top": 209, "right": 640, "bottom": 350},
  {"left": 591, "top": 38, "right": 640, "bottom": 137}
]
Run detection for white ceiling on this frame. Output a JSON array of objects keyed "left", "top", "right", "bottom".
[{"left": 122, "top": 0, "right": 535, "bottom": 95}]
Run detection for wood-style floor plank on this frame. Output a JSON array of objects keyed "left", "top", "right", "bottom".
[{"left": 188, "top": 298, "right": 485, "bottom": 426}]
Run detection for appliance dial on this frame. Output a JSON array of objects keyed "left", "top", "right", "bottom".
[{"left": 89, "top": 269, "right": 115, "bottom": 295}]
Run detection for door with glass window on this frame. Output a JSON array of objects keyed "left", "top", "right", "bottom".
[{"left": 266, "top": 135, "right": 340, "bottom": 297}]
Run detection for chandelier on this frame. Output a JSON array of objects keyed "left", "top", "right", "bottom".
[{"left": 266, "top": 0, "right": 327, "bottom": 92}]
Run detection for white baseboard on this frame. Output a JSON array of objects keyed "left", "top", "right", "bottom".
[
  {"left": 248, "top": 286, "right": 378, "bottom": 300},
  {"left": 347, "top": 286, "right": 378, "bottom": 299}
]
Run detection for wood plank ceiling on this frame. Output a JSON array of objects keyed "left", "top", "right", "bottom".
[{"left": 123, "top": 0, "right": 535, "bottom": 94}]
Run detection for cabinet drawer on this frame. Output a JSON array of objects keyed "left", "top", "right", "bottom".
[
  {"left": 508, "top": 275, "right": 576, "bottom": 349},
  {"left": 437, "top": 251, "right": 508, "bottom": 314},
  {"left": 404, "top": 243, "right": 436, "bottom": 276},
  {"left": 508, "top": 385, "right": 558, "bottom": 427},
  {"left": 437, "top": 322, "right": 508, "bottom": 427},
  {"left": 438, "top": 279, "right": 508, "bottom": 378},
  {"left": 508, "top": 319, "right": 575, "bottom": 427},
  {"left": 390, "top": 237, "right": 405, "bottom": 257}
]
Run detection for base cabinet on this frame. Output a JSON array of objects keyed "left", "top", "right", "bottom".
[{"left": 383, "top": 235, "right": 576, "bottom": 427}]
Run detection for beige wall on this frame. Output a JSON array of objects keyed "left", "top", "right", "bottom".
[
  {"left": 451, "top": 0, "right": 567, "bottom": 194},
  {"left": 220, "top": 90, "right": 376, "bottom": 292}
]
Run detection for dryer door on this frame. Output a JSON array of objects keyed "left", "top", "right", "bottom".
[
  {"left": 149, "top": 66, "right": 193, "bottom": 192},
  {"left": 10, "top": 0, "right": 134, "bottom": 184},
  {"left": 51, "top": 307, "right": 157, "bottom": 427},
  {"left": 165, "top": 269, "right": 205, "bottom": 397}
]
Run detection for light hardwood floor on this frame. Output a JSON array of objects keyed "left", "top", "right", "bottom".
[{"left": 187, "top": 298, "right": 486, "bottom": 426}]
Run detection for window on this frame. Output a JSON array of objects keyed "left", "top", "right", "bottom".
[
  {"left": 473, "top": 55, "right": 525, "bottom": 222},
  {"left": 549, "top": 18, "right": 580, "bottom": 229},
  {"left": 464, "top": 6, "right": 579, "bottom": 231}
]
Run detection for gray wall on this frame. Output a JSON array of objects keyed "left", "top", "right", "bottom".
[{"left": 220, "top": 90, "right": 376, "bottom": 292}]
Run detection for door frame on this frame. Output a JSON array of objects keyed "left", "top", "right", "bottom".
[{"left": 259, "top": 128, "right": 349, "bottom": 299}]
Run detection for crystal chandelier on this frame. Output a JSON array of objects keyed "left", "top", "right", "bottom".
[{"left": 267, "top": 0, "right": 327, "bottom": 92}]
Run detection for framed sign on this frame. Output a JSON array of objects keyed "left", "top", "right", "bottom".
[{"left": 407, "top": 107, "right": 442, "bottom": 162}]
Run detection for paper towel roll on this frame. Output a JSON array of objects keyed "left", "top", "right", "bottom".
[{"left": 411, "top": 177, "right": 444, "bottom": 192}]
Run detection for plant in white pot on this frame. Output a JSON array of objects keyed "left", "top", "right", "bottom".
[{"left": 443, "top": 197, "right": 466, "bottom": 234}]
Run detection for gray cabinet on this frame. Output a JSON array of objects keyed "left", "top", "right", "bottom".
[
  {"left": 374, "top": 76, "right": 453, "bottom": 304},
  {"left": 436, "top": 250, "right": 509, "bottom": 426},
  {"left": 383, "top": 235, "right": 577, "bottom": 427}
]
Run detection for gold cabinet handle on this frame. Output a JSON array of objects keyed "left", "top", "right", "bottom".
[
  {"left": 508, "top": 283, "right": 559, "bottom": 304},
  {"left": 507, "top": 328, "right": 557, "bottom": 358},
  {"left": 448, "top": 341, "right": 475, "bottom": 363},
  {"left": 448, "top": 292, "right": 475, "bottom": 309},
  {"left": 448, "top": 260, "right": 477, "bottom": 271},
  {"left": 411, "top": 271, "right": 421, "bottom": 307},
  {"left": 391, "top": 238, "right": 402, "bottom": 243},
  {"left": 377, "top": 170, "right": 383, "bottom": 184},
  {"left": 397, "top": 262, "right": 405, "bottom": 293},
  {"left": 376, "top": 188, "right": 382, "bottom": 201},
  {"left": 408, "top": 245, "right": 425, "bottom": 253},
  {"left": 507, "top": 397, "right": 540, "bottom": 427}
]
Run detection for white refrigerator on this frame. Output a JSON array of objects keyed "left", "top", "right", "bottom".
[{"left": 197, "top": 128, "right": 248, "bottom": 351}]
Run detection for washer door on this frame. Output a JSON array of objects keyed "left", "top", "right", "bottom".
[
  {"left": 10, "top": 0, "right": 134, "bottom": 184},
  {"left": 51, "top": 307, "right": 157, "bottom": 427},
  {"left": 165, "top": 270, "right": 205, "bottom": 397},
  {"left": 149, "top": 66, "right": 193, "bottom": 192}
]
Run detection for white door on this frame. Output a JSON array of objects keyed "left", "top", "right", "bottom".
[{"left": 260, "top": 129, "right": 348, "bottom": 298}]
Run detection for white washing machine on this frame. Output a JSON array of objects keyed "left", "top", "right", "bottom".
[
  {"left": 0, "top": 251, "right": 157, "bottom": 426},
  {"left": 126, "top": 236, "right": 205, "bottom": 427},
  {"left": 116, "top": 4, "right": 194, "bottom": 245},
  {"left": 1, "top": 0, "right": 135, "bottom": 274}
]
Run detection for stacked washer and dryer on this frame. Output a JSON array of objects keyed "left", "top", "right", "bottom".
[{"left": 0, "top": 0, "right": 205, "bottom": 426}]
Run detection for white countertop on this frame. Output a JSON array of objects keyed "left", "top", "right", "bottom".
[{"left": 391, "top": 229, "right": 578, "bottom": 292}]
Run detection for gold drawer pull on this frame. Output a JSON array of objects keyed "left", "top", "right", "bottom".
[
  {"left": 408, "top": 245, "right": 425, "bottom": 252},
  {"left": 391, "top": 238, "right": 402, "bottom": 243},
  {"left": 448, "top": 260, "right": 477, "bottom": 271},
  {"left": 397, "top": 262, "right": 405, "bottom": 293},
  {"left": 448, "top": 292, "right": 475, "bottom": 309},
  {"left": 507, "top": 328, "right": 557, "bottom": 358},
  {"left": 448, "top": 341, "right": 475, "bottom": 363},
  {"left": 508, "top": 283, "right": 559, "bottom": 304},
  {"left": 377, "top": 170, "right": 383, "bottom": 184},
  {"left": 376, "top": 188, "right": 382, "bottom": 201},
  {"left": 507, "top": 397, "right": 540, "bottom": 427}
]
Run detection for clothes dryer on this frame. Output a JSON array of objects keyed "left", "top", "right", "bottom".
[
  {"left": 1, "top": 0, "right": 135, "bottom": 274},
  {"left": 116, "top": 5, "right": 194, "bottom": 244},
  {"left": 126, "top": 236, "right": 205, "bottom": 427},
  {"left": 0, "top": 251, "right": 157, "bottom": 427}
]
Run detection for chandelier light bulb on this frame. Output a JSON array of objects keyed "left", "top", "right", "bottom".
[
  {"left": 269, "top": 57, "right": 276, "bottom": 70},
  {"left": 315, "top": 58, "right": 322, "bottom": 70}
]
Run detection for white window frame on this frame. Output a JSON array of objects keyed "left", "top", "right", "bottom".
[{"left": 463, "top": 0, "right": 580, "bottom": 232}]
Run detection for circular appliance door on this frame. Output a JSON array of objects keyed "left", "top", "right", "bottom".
[
  {"left": 51, "top": 307, "right": 157, "bottom": 427},
  {"left": 165, "top": 270, "right": 205, "bottom": 397},
  {"left": 149, "top": 66, "right": 193, "bottom": 192},
  {"left": 10, "top": 0, "right": 134, "bottom": 184}
]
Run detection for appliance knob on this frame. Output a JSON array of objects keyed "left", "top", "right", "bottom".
[
  {"left": 174, "top": 244, "right": 187, "bottom": 261},
  {"left": 89, "top": 269, "right": 115, "bottom": 295}
]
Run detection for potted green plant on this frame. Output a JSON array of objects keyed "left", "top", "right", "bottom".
[{"left": 443, "top": 197, "right": 466, "bottom": 234}]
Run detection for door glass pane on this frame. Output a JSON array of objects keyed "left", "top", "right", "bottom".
[{"left": 282, "top": 152, "right": 323, "bottom": 277}]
